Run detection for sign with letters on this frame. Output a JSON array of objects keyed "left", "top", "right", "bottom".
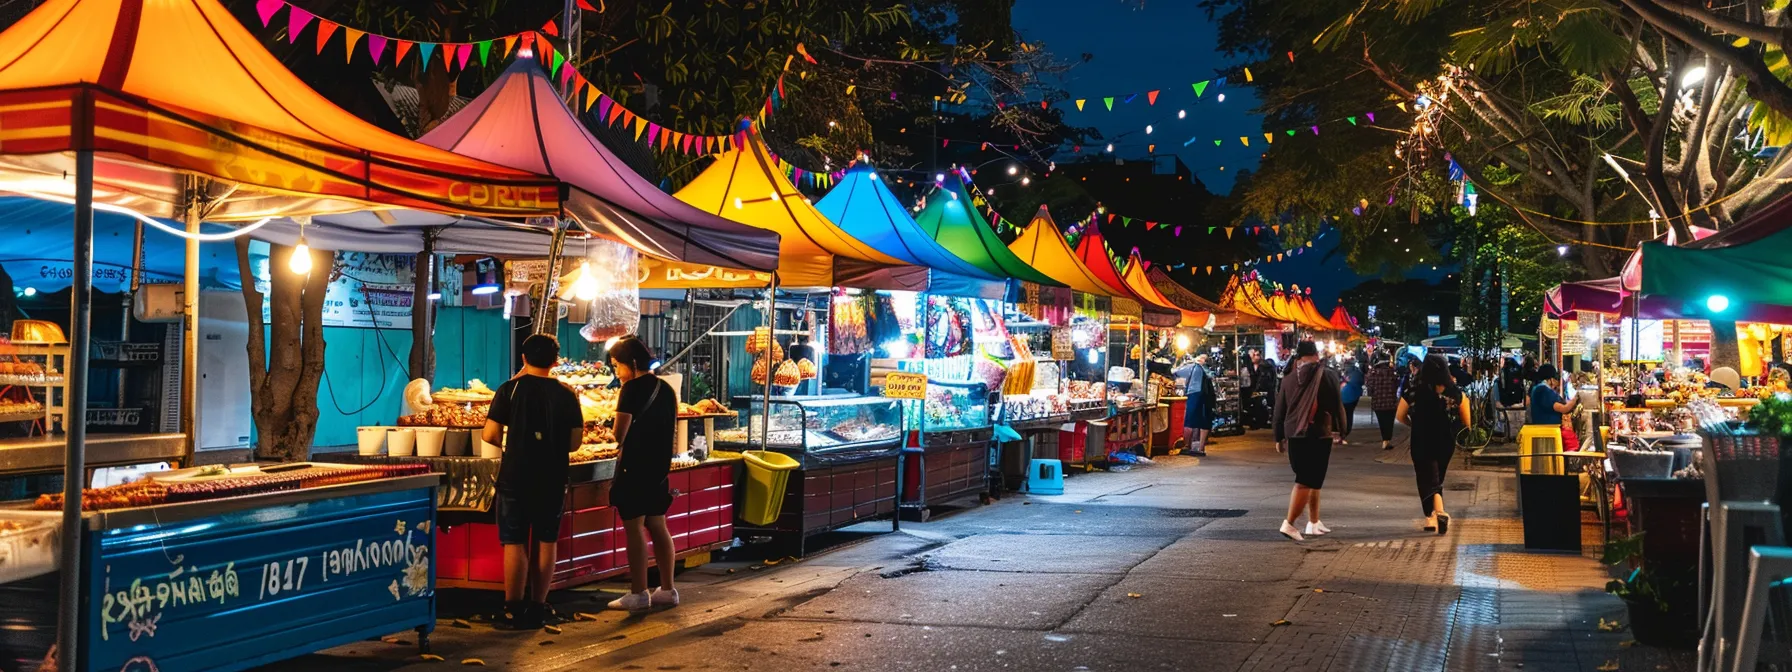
[{"left": 883, "top": 372, "right": 929, "bottom": 400}]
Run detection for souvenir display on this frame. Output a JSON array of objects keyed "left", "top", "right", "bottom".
[{"left": 829, "top": 292, "right": 871, "bottom": 355}]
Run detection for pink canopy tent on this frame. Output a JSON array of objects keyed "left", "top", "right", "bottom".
[{"left": 419, "top": 54, "right": 782, "bottom": 274}]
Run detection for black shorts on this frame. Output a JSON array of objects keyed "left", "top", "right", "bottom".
[
  {"left": 1287, "top": 436, "right": 1333, "bottom": 489},
  {"left": 496, "top": 489, "right": 564, "bottom": 545},
  {"left": 612, "top": 476, "right": 673, "bottom": 521}
]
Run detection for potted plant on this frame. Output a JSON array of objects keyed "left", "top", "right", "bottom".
[{"left": 1604, "top": 532, "right": 1697, "bottom": 648}]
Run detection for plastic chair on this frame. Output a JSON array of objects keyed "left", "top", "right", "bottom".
[
  {"left": 1730, "top": 545, "right": 1792, "bottom": 672},
  {"left": 1517, "top": 424, "right": 1565, "bottom": 475},
  {"left": 1027, "top": 458, "right": 1064, "bottom": 495}
]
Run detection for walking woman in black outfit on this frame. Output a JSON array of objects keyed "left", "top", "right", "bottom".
[{"left": 1396, "top": 355, "right": 1472, "bottom": 534}]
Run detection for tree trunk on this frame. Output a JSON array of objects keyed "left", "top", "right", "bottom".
[
  {"left": 409, "top": 237, "right": 436, "bottom": 382},
  {"left": 237, "top": 238, "right": 331, "bottom": 463},
  {"left": 1709, "top": 320, "right": 1741, "bottom": 373}
]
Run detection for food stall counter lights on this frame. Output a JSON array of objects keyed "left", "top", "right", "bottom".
[{"left": 1707, "top": 294, "right": 1730, "bottom": 313}]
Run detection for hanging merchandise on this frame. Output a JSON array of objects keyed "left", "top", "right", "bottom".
[
  {"left": 828, "top": 290, "right": 871, "bottom": 355},
  {"left": 868, "top": 294, "right": 905, "bottom": 354},
  {"left": 747, "top": 325, "right": 774, "bottom": 354},
  {"left": 925, "top": 295, "right": 973, "bottom": 360},
  {"left": 566, "top": 238, "right": 641, "bottom": 343},
  {"left": 773, "top": 359, "right": 802, "bottom": 387}
]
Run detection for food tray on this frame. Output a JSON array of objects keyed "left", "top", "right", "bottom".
[
  {"left": 431, "top": 391, "right": 495, "bottom": 403},
  {"left": 0, "top": 514, "right": 59, "bottom": 583}
]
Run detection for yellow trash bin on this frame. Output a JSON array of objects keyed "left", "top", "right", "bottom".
[
  {"left": 1517, "top": 424, "right": 1564, "bottom": 475},
  {"left": 740, "top": 450, "right": 800, "bottom": 526}
]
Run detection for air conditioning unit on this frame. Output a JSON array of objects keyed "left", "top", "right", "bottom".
[{"left": 132, "top": 284, "right": 184, "bottom": 323}]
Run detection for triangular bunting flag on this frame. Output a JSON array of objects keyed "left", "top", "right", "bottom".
[
  {"left": 1145, "top": 221, "right": 1157, "bottom": 230},
  {"left": 605, "top": 99, "right": 624, "bottom": 125},
  {"left": 1306, "top": 241, "right": 1314, "bottom": 247},
  {"left": 1347, "top": 116, "right": 1357, "bottom": 125},
  {"left": 1103, "top": 97, "right": 1114, "bottom": 111},
  {"left": 1205, "top": 266, "right": 1212, "bottom": 275},
  {"left": 584, "top": 85, "right": 600, "bottom": 111},
  {"left": 577, "top": 0, "right": 597, "bottom": 9},
  {"left": 633, "top": 117, "right": 647, "bottom": 140},
  {"left": 1213, "top": 140, "right": 1222, "bottom": 147},
  {"left": 846, "top": 84, "right": 856, "bottom": 94},
  {"left": 1272, "top": 225, "right": 1280, "bottom": 235},
  {"left": 503, "top": 34, "right": 518, "bottom": 59},
  {"left": 1225, "top": 227, "right": 1234, "bottom": 239},
  {"left": 394, "top": 40, "right": 413, "bottom": 65},
  {"left": 1148, "top": 144, "right": 1155, "bottom": 153},
  {"left": 1264, "top": 132, "right": 1273, "bottom": 144},
  {"left": 1192, "top": 80, "right": 1209, "bottom": 97},
  {"left": 1174, "top": 227, "right": 1182, "bottom": 236},
  {"left": 1396, "top": 102, "right": 1407, "bottom": 112},
  {"left": 661, "top": 129, "right": 673, "bottom": 151},
  {"left": 1207, "top": 227, "right": 1214, "bottom": 234},
  {"left": 342, "top": 29, "right": 364, "bottom": 63},
  {"left": 1075, "top": 99, "right": 1085, "bottom": 110},
  {"left": 286, "top": 6, "right": 313, "bottom": 43},
  {"left": 1244, "top": 67, "right": 1254, "bottom": 82},
  {"left": 367, "top": 34, "right": 387, "bottom": 65},
  {"left": 477, "top": 40, "right": 492, "bottom": 65},
  {"left": 255, "top": 0, "right": 282, "bottom": 27},
  {"left": 1240, "top": 136, "right": 1249, "bottom": 146},
  {"left": 314, "top": 20, "right": 339, "bottom": 54},
  {"left": 1287, "top": 51, "right": 1295, "bottom": 62},
  {"left": 541, "top": 19, "right": 560, "bottom": 36},
  {"left": 1146, "top": 90, "right": 1159, "bottom": 105},
  {"left": 418, "top": 42, "right": 436, "bottom": 68},
  {"left": 1123, "top": 93, "right": 1136, "bottom": 104},
  {"left": 551, "top": 49, "right": 565, "bottom": 75},
  {"left": 1366, "top": 112, "right": 1376, "bottom": 123},
  {"left": 647, "top": 124, "right": 661, "bottom": 144},
  {"left": 1286, "top": 129, "right": 1297, "bottom": 136}
]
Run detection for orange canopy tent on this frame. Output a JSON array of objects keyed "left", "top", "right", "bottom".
[
  {"left": 674, "top": 123, "right": 917, "bottom": 289},
  {"left": 1290, "top": 290, "right": 1337, "bottom": 331},
  {"left": 1121, "top": 253, "right": 1210, "bottom": 328},
  {"left": 1329, "top": 302, "right": 1361, "bottom": 334},
  {"left": 1148, "top": 269, "right": 1277, "bottom": 330},
  {"left": 1222, "top": 275, "right": 1292, "bottom": 324},
  {"left": 0, "top": 0, "right": 563, "bottom": 220}
]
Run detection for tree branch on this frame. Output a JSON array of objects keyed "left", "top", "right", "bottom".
[
  {"left": 1619, "top": 0, "right": 1792, "bottom": 119},
  {"left": 1653, "top": 0, "right": 1783, "bottom": 48}
]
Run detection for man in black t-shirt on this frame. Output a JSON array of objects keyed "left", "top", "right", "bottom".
[{"left": 482, "top": 334, "right": 583, "bottom": 629}]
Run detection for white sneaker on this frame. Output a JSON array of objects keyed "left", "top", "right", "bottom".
[
  {"left": 1279, "top": 520, "right": 1305, "bottom": 541},
  {"left": 607, "top": 591, "right": 651, "bottom": 612},
  {"left": 650, "top": 587, "right": 680, "bottom": 608},
  {"left": 1306, "top": 521, "right": 1330, "bottom": 536}
]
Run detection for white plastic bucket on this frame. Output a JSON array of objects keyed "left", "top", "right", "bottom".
[
  {"left": 478, "top": 435, "right": 502, "bottom": 459},
  {"left": 386, "top": 428, "right": 416, "bottom": 457},
  {"left": 410, "top": 427, "right": 443, "bottom": 457},
  {"left": 356, "top": 427, "right": 386, "bottom": 456}
]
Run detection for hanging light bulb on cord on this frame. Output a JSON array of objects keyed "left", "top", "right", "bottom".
[
  {"left": 573, "top": 261, "right": 601, "bottom": 301},
  {"left": 289, "top": 218, "right": 313, "bottom": 275}
]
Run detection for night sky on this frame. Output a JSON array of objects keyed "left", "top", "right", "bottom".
[{"left": 1013, "top": 0, "right": 1451, "bottom": 308}]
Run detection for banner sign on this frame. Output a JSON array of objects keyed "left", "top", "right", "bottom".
[
  {"left": 254, "top": 244, "right": 417, "bottom": 329},
  {"left": 883, "top": 371, "right": 929, "bottom": 400},
  {"left": 86, "top": 486, "right": 437, "bottom": 671}
]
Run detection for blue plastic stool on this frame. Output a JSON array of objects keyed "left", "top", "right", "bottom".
[{"left": 1028, "top": 458, "right": 1065, "bottom": 495}]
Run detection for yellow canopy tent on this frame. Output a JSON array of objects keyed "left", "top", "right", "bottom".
[
  {"left": 674, "top": 123, "right": 915, "bottom": 289},
  {"left": 1121, "top": 253, "right": 1210, "bottom": 328},
  {"left": 1008, "top": 206, "right": 1131, "bottom": 297}
]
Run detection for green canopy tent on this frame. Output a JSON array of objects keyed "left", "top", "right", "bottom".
[
  {"left": 912, "top": 169, "right": 1062, "bottom": 287},
  {"left": 1639, "top": 225, "right": 1792, "bottom": 322}
]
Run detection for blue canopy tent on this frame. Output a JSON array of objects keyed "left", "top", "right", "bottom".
[
  {"left": 0, "top": 196, "right": 240, "bottom": 293},
  {"left": 814, "top": 162, "right": 1009, "bottom": 300}
]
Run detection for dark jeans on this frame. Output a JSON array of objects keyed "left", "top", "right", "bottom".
[
  {"left": 1342, "top": 401, "right": 1359, "bottom": 435},
  {"left": 1374, "top": 409, "right": 1396, "bottom": 441},
  {"left": 1413, "top": 442, "right": 1454, "bottom": 515}
]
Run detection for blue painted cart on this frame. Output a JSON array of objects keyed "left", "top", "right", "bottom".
[{"left": 74, "top": 473, "right": 440, "bottom": 672}]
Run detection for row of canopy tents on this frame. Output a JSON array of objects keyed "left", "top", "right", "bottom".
[{"left": 1218, "top": 273, "right": 1363, "bottom": 336}]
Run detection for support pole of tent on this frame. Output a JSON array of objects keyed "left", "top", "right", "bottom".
[
  {"left": 758, "top": 278, "right": 777, "bottom": 453},
  {"left": 410, "top": 231, "right": 437, "bottom": 382},
  {"left": 561, "top": 0, "right": 581, "bottom": 97},
  {"left": 58, "top": 147, "right": 95, "bottom": 672},
  {"left": 180, "top": 187, "right": 201, "bottom": 465},
  {"left": 534, "top": 223, "right": 567, "bottom": 336}
]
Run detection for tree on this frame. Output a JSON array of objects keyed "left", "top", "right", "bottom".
[{"left": 235, "top": 239, "right": 331, "bottom": 463}]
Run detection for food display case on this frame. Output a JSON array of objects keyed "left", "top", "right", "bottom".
[
  {"left": 716, "top": 394, "right": 903, "bottom": 551},
  {"left": 712, "top": 394, "right": 904, "bottom": 459},
  {"left": 902, "top": 379, "right": 995, "bottom": 516}
]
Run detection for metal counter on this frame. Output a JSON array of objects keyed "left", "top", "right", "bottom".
[{"left": 0, "top": 433, "right": 184, "bottom": 476}]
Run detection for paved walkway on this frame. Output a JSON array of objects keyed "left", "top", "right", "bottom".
[{"left": 261, "top": 418, "right": 1697, "bottom": 672}]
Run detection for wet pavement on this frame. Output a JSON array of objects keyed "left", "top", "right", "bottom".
[{"left": 258, "top": 418, "right": 1698, "bottom": 671}]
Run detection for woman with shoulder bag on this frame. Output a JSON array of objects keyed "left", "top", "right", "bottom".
[{"left": 1396, "top": 355, "right": 1472, "bottom": 534}]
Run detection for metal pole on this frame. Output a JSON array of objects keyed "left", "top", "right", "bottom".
[
  {"left": 561, "top": 0, "right": 581, "bottom": 97},
  {"left": 57, "top": 148, "right": 95, "bottom": 672},
  {"left": 180, "top": 184, "right": 200, "bottom": 465},
  {"left": 758, "top": 278, "right": 776, "bottom": 451},
  {"left": 533, "top": 223, "right": 567, "bottom": 336}
]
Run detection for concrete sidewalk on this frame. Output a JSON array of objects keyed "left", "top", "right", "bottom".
[{"left": 260, "top": 418, "right": 1697, "bottom": 672}]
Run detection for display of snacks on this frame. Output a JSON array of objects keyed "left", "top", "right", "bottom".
[
  {"left": 433, "top": 379, "right": 496, "bottom": 403},
  {"left": 0, "top": 398, "right": 44, "bottom": 419},
  {"left": 1067, "top": 380, "right": 1106, "bottom": 401},
  {"left": 1032, "top": 361, "right": 1061, "bottom": 392},
  {"left": 30, "top": 464, "right": 432, "bottom": 511},
  {"left": 570, "top": 443, "right": 619, "bottom": 463},
  {"left": 677, "top": 398, "right": 729, "bottom": 418},
  {"left": 581, "top": 387, "right": 619, "bottom": 423},
  {"left": 670, "top": 454, "right": 701, "bottom": 470},
  {"left": 0, "top": 516, "right": 57, "bottom": 583},
  {"left": 400, "top": 401, "right": 488, "bottom": 428},
  {"left": 582, "top": 424, "right": 616, "bottom": 445},
  {"left": 751, "top": 357, "right": 771, "bottom": 386},
  {"left": 553, "top": 359, "right": 614, "bottom": 387},
  {"left": 1002, "top": 393, "right": 1069, "bottom": 422},
  {"left": 0, "top": 361, "right": 59, "bottom": 385},
  {"left": 831, "top": 419, "right": 900, "bottom": 444},
  {"left": 797, "top": 358, "right": 818, "bottom": 380},
  {"left": 713, "top": 426, "right": 748, "bottom": 444}
]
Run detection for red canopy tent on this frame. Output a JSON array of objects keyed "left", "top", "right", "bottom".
[{"left": 1069, "top": 220, "right": 1183, "bottom": 327}]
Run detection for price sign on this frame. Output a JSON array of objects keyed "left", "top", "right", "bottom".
[
  {"left": 883, "top": 372, "right": 929, "bottom": 399},
  {"left": 1050, "top": 327, "right": 1075, "bottom": 361}
]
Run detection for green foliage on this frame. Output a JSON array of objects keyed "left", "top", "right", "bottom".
[
  {"left": 1603, "top": 532, "right": 1674, "bottom": 613},
  {"left": 1747, "top": 392, "right": 1792, "bottom": 436},
  {"left": 1528, "top": 75, "right": 1620, "bottom": 129}
]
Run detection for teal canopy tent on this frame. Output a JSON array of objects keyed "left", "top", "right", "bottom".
[
  {"left": 1640, "top": 226, "right": 1792, "bottom": 322},
  {"left": 814, "top": 162, "right": 1009, "bottom": 299}
]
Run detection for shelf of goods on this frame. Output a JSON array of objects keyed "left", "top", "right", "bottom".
[
  {"left": 0, "top": 464, "right": 441, "bottom": 671},
  {"left": 1210, "top": 375, "right": 1243, "bottom": 437},
  {"left": 714, "top": 394, "right": 904, "bottom": 551},
  {"left": 367, "top": 375, "right": 738, "bottom": 590},
  {"left": 0, "top": 433, "right": 186, "bottom": 484},
  {"left": 901, "top": 379, "right": 995, "bottom": 515},
  {"left": 0, "top": 343, "right": 68, "bottom": 433}
]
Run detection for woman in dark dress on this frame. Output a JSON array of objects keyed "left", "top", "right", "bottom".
[
  {"left": 1396, "top": 355, "right": 1472, "bottom": 534},
  {"left": 605, "top": 336, "right": 682, "bottom": 612}
]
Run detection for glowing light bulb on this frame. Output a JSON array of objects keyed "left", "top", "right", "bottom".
[
  {"left": 1556, "top": 245, "right": 1568, "bottom": 256},
  {"left": 733, "top": 197, "right": 744, "bottom": 209},
  {"left": 1008, "top": 165, "right": 1018, "bottom": 175},
  {"left": 1217, "top": 93, "right": 1226, "bottom": 102},
  {"left": 935, "top": 173, "right": 945, "bottom": 182},
  {"left": 573, "top": 262, "right": 601, "bottom": 301},
  {"left": 1178, "top": 110, "right": 1186, "bottom": 119},
  {"left": 289, "top": 239, "right": 313, "bottom": 274},
  {"left": 1021, "top": 177, "right": 1031, "bottom": 186},
  {"left": 1145, "top": 125, "right": 1154, "bottom": 134},
  {"left": 1105, "top": 143, "right": 1114, "bottom": 152},
  {"left": 769, "top": 192, "right": 780, "bottom": 202}
]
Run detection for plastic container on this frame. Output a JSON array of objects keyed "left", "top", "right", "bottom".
[
  {"left": 477, "top": 435, "right": 502, "bottom": 459},
  {"left": 1027, "top": 458, "right": 1064, "bottom": 495},
  {"left": 442, "top": 429, "right": 469, "bottom": 458},
  {"left": 411, "top": 427, "right": 444, "bottom": 457},
  {"left": 740, "top": 450, "right": 800, "bottom": 526},
  {"left": 356, "top": 427, "right": 386, "bottom": 456},
  {"left": 386, "top": 428, "right": 416, "bottom": 457},
  {"left": 443, "top": 428, "right": 471, "bottom": 457}
]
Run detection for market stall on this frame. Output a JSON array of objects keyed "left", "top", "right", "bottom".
[
  {"left": 1071, "top": 224, "right": 1185, "bottom": 459},
  {"left": 818, "top": 162, "right": 1017, "bottom": 514}
]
